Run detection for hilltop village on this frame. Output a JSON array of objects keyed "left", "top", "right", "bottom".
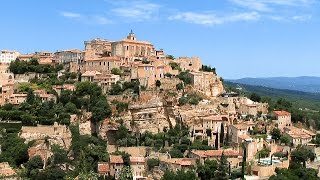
[{"left": 0, "top": 31, "right": 320, "bottom": 180}]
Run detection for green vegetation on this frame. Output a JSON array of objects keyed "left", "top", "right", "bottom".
[
  {"left": 179, "top": 92, "right": 203, "bottom": 105},
  {"left": 169, "top": 62, "right": 181, "bottom": 71},
  {"left": 0, "top": 130, "right": 29, "bottom": 167},
  {"left": 9, "top": 58, "right": 63, "bottom": 74},
  {"left": 162, "top": 170, "right": 197, "bottom": 180},
  {"left": 226, "top": 81, "right": 320, "bottom": 129},
  {"left": 147, "top": 158, "right": 160, "bottom": 170},
  {"left": 177, "top": 71, "right": 192, "bottom": 84},
  {"left": 111, "top": 68, "right": 123, "bottom": 76},
  {"left": 270, "top": 145, "right": 317, "bottom": 180},
  {"left": 200, "top": 65, "right": 216, "bottom": 74},
  {"left": 109, "top": 80, "right": 140, "bottom": 95},
  {"left": 270, "top": 128, "right": 281, "bottom": 141}
]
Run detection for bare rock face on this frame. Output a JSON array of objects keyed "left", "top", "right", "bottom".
[
  {"left": 70, "top": 112, "right": 93, "bottom": 135},
  {"left": 129, "top": 96, "right": 170, "bottom": 134}
]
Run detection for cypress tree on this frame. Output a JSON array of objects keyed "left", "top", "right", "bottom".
[{"left": 220, "top": 123, "right": 224, "bottom": 146}]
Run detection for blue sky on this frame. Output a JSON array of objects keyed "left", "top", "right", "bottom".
[{"left": 1, "top": 0, "right": 320, "bottom": 79}]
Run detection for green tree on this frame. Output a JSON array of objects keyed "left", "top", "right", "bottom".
[
  {"left": 177, "top": 71, "right": 192, "bottom": 85},
  {"left": 111, "top": 68, "right": 123, "bottom": 76},
  {"left": 291, "top": 145, "right": 315, "bottom": 168},
  {"left": 176, "top": 82, "right": 184, "bottom": 91},
  {"left": 220, "top": 123, "right": 224, "bottom": 146},
  {"left": 197, "top": 159, "right": 218, "bottom": 180},
  {"left": 109, "top": 83, "right": 123, "bottom": 95},
  {"left": 280, "top": 135, "right": 291, "bottom": 145},
  {"left": 215, "top": 152, "right": 229, "bottom": 180},
  {"left": 249, "top": 93, "right": 261, "bottom": 102},
  {"left": 147, "top": 158, "right": 160, "bottom": 170},
  {"left": 271, "top": 128, "right": 281, "bottom": 141},
  {"left": 118, "top": 166, "right": 133, "bottom": 180}
]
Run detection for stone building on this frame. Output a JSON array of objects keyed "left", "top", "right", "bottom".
[
  {"left": 84, "top": 56, "right": 121, "bottom": 74},
  {"left": 84, "top": 38, "right": 112, "bottom": 60},
  {"left": 54, "top": 49, "right": 84, "bottom": 64},
  {"left": 190, "top": 149, "right": 242, "bottom": 169},
  {"left": 176, "top": 56, "right": 202, "bottom": 72},
  {"left": 284, "top": 126, "right": 316, "bottom": 146},
  {"left": 109, "top": 155, "right": 124, "bottom": 179},
  {"left": 20, "top": 122, "right": 72, "bottom": 149},
  {"left": 273, "top": 111, "right": 292, "bottom": 131},
  {"left": 193, "top": 115, "right": 228, "bottom": 146},
  {"left": 189, "top": 71, "right": 224, "bottom": 97},
  {"left": 230, "top": 122, "right": 255, "bottom": 144},
  {"left": 97, "top": 162, "right": 110, "bottom": 177},
  {"left": 160, "top": 158, "right": 195, "bottom": 172},
  {"left": 130, "top": 157, "right": 146, "bottom": 180},
  {"left": 0, "top": 50, "right": 20, "bottom": 64},
  {"left": 239, "top": 104, "right": 258, "bottom": 116},
  {"left": 111, "top": 31, "right": 155, "bottom": 58}
]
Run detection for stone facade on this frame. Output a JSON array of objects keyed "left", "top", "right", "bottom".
[
  {"left": 20, "top": 122, "right": 72, "bottom": 149},
  {"left": 273, "top": 111, "right": 292, "bottom": 131}
]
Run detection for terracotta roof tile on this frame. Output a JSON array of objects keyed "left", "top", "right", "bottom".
[
  {"left": 273, "top": 111, "right": 291, "bottom": 116},
  {"left": 110, "top": 155, "right": 123, "bottom": 164},
  {"left": 97, "top": 163, "right": 110, "bottom": 174},
  {"left": 192, "top": 149, "right": 240, "bottom": 158},
  {"left": 130, "top": 157, "right": 145, "bottom": 163}
]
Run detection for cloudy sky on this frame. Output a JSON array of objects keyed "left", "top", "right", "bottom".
[{"left": 1, "top": 0, "right": 320, "bottom": 78}]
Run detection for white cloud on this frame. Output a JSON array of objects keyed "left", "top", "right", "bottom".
[
  {"left": 292, "top": 15, "right": 312, "bottom": 21},
  {"left": 169, "top": 11, "right": 260, "bottom": 25},
  {"left": 230, "top": 0, "right": 315, "bottom": 12},
  {"left": 60, "top": 11, "right": 112, "bottom": 25},
  {"left": 110, "top": 0, "right": 161, "bottom": 21},
  {"left": 60, "top": 12, "right": 82, "bottom": 18}
]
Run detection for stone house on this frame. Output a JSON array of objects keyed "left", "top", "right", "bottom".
[
  {"left": 52, "top": 84, "right": 75, "bottom": 96},
  {"left": 239, "top": 104, "right": 258, "bottom": 116},
  {"left": 273, "top": 111, "right": 292, "bottom": 131},
  {"left": 130, "top": 157, "right": 146, "bottom": 180},
  {"left": 176, "top": 56, "right": 202, "bottom": 72},
  {"left": 230, "top": 122, "right": 255, "bottom": 144},
  {"left": 54, "top": 49, "right": 84, "bottom": 64},
  {"left": 193, "top": 115, "right": 228, "bottom": 146},
  {"left": 189, "top": 71, "right": 224, "bottom": 97},
  {"left": 84, "top": 56, "right": 121, "bottom": 74},
  {"left": 190, "top": 149, "right": 242, "bottom": 169},
  {"left": 84, "top": 38, "right": 112, "bottom": 60},
  {"left": 284, "top": 126, "right": 315, "bottom": 146},
  {"left": 97, "top": 162, "right": 110, "bottom": 177},
  {"left": 109, "top": 155, "right": 124, "bottom": 179},
  {"left": 160, "top": 158, "right": 195, "bottom": 172}
]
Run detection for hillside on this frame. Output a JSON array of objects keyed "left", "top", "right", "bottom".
[
  {"left": 225, "top": 81, "right": 320, "bottom": 110},
  {"left": 228, "top": 76, "right": 320, "bottom": 93}
]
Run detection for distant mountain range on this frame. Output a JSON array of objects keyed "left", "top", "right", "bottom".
[{"left": 227, "top": 76, "right": 320, "bottom": 93}]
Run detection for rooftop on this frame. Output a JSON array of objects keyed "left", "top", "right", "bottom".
[
  {"left": 110, "top": 155, "right": 124, "bottom": 164},
  {"left": 130, "top": 157, "right": 145, "bottom": 163},
  {"left": 192, "top": 149, "right": 240, "bottom": 158},
  {"left": 97, "top": 162, "right": 110, "bottom": 174},
  {"left": 273, "top": 111, "right": 291, "bottom": 116}
]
